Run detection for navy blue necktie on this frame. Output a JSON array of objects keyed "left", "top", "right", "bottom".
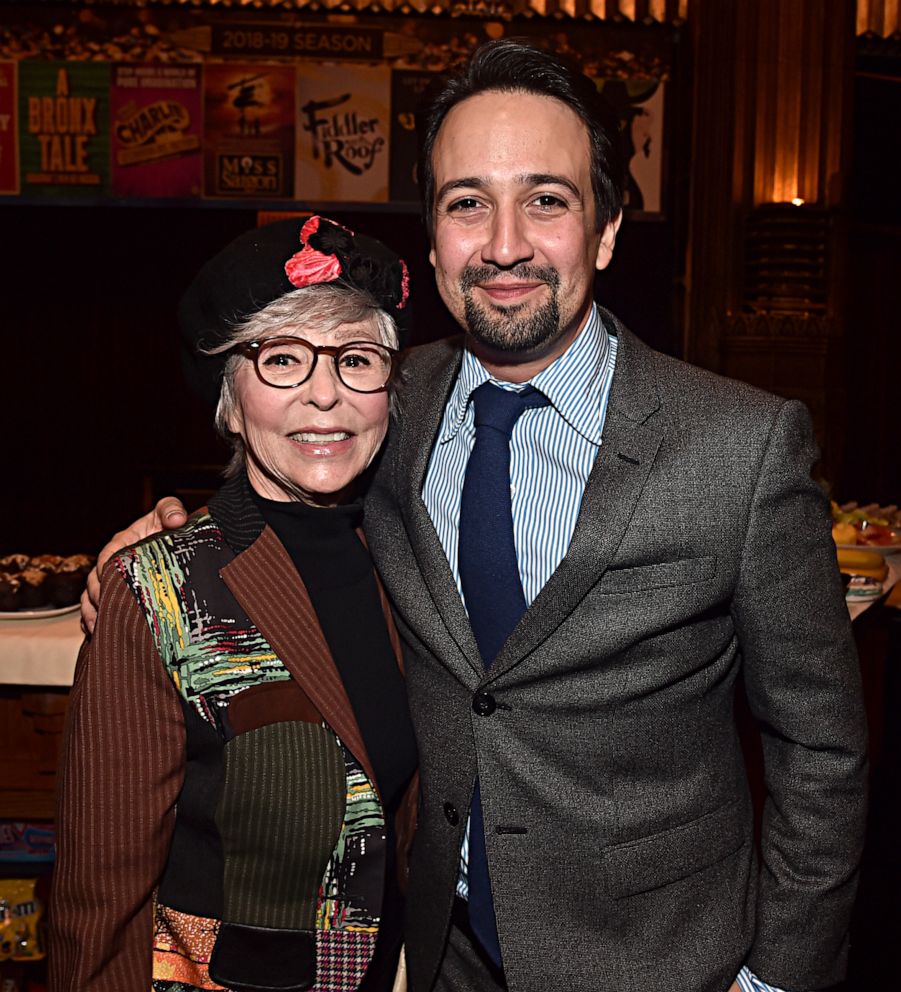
[{"left": 458, "top": 381, "right": 549, "bottom": 968}]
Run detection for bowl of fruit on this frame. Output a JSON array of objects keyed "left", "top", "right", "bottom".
[{"left": 831, "top": 502, "right": 901, "bottom": 554}]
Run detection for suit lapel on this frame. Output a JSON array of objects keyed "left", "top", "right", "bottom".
[
  {"left": 394, "top": 341, "right": 484, "bottom": 681},
  {"left": 491, "top": 323, "right": 667, "bottom": 678},
  {"left": 219, "top": 526, "right": 377, "bottom": 789},
  {"left": 380, "top": 323, "right": 668, "bottom": 683}
]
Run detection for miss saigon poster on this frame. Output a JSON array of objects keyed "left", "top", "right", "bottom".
[{"left": 203, "top": 61, "right": 295, "bottom": 199}]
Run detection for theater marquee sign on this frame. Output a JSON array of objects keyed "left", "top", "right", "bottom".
[{"left": 211, "top": 23, "right": 384, "bottom": 61}]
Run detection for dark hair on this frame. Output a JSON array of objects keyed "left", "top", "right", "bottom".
[{"left": 415, "top": 39, "right": 625, "bottom": 237}]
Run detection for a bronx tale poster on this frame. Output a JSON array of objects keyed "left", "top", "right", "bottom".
[
  {"left": 110, "top": 64, "right": 202, "bottom": 199},
  {"left": 18, "top": 61, "right": 110, "bottom": 197},
  {"left": 296, "top": 63, "right": 390, "bottom": 203},
  {"left": 0, "top": 62, "right": 17, "bottom": 194},
  {"left": 203, "top": 62, "right": 295, "bottom": 199}
]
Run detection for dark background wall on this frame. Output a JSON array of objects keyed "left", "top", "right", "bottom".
[
  {"left": 0, "top": 2, "right": 689, "bottom": 558},
  {"left": 1, "top": 202, "right": 677, "bottom": 555},
  {"left": 843, "top": 68, "right": 901, "bottom": 507}
]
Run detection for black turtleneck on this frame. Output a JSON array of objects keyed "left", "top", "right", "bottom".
[{"left": 253, "top": 493, "right": 417, "bottom": 815}]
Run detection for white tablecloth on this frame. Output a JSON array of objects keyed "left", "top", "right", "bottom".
[{"left": 0, "top": 609, "right": 83, "bottom": 686}]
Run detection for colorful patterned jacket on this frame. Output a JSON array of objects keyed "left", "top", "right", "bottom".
[{"left": 51, "top": 475, "right": 417, "bottom": 992}]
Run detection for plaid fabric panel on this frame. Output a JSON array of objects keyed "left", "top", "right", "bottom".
[{"left": 315, "top": 930, "right": 377, "bottom": 992}]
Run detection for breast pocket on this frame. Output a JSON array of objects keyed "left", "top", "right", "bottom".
[{"left": 597, "top": 555, "right": 717, "bottom": 595}]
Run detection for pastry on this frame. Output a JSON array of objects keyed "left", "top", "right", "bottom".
[
  {"left": 0, "top": 554, "right": 29, "bottom": 574},
  {"left": 28, "top": 554, "right": 63, "bottom": 573},
  {"left": 0, "top": 571, "right": 21, "bottom": 611},
  {"left": 46, "top": 555, "right": 94, "bottom": 607},
  {"left": 845, "top": 575, "right": 883, "bottom": 602},
  {"left": 18, "top": 568, "right": 49, "bottom": 609}
]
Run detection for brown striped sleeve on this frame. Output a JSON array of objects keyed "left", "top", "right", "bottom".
[{"left": 50, "top": 567, "right": 186, "bottom": 991}]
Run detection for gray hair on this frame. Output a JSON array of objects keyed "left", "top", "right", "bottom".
[{"left": 205, "top": 282, "right": 403, "bottom": 478}]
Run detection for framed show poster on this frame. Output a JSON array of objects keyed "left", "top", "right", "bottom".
[
  {"left": 18, "top": 61, "right": 110, "bottom": 198},
  {"left": 296, "top": 62, "right": 390, "bottom": 204},
  {"left": 389, "top": 69, "right": 438, "bottom": 203},
  {"left": 203, "top": 61, "right": 296, "bottom": 199},
  {"left": 0, "top": 62, "right": 18, "bottom": 194},
  {"left": 110, "top": 64, "right": 202, "bottom": 199},
  {"left": 597, "top": 78, "right": 665, "bottom": 215}
]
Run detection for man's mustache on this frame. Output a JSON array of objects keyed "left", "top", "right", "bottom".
[{"left": 459, "top": 264, "right": 560, "bottom": 292}]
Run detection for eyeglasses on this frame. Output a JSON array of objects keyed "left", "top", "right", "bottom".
[{"left": 236, "top": 336, "right": 398, "bottom": 394}]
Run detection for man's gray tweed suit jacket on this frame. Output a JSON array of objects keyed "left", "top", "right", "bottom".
[{"left": 364, "top": 311, "right": 868, "bottom": 992}]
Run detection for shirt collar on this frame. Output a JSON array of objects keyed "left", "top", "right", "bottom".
[{"left": 440, "top": 303, "right": 611, "bottom": 445}]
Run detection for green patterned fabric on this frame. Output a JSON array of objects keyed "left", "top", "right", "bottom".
[{"left": 122, "top": 513, "right": 293, "bottom": 714}]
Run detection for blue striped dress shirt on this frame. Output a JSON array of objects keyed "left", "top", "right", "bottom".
[
  {"left": 420, "top": 303, "right": 785, "bottom": 992},
  {"left": 423, "top": 303, "right": 616, "bottom": 608}
]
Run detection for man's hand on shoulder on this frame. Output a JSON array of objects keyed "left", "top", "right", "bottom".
[{"left": 80, "top": 497, "right": 188, "bottom": 634}]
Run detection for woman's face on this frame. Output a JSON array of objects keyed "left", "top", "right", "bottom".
[{"left": 228, "top": 319, "right": 391, "bottom": 506}]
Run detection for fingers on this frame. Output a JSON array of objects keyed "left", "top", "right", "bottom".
[
  {"left": 156, "top": 497, "right": 188, "bottom": 530},
  {"left": 81, "top": 532, "right": 126, "bottom": 635},
  {"left": 96, "top": 528, "right": 130, "bottom": 575},
  {"left": 80, "top": 576, "right": 100, "bottom": 635},
  {"left": 94, "top": 500, "right": 185, "bottom": 574},
  {"left": 80, "top": 497, "right": 187, "bottom": 636}
]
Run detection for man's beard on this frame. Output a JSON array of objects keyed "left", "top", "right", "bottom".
[{"left": 460, "top": 264, "right": 561, "bottom": 354}]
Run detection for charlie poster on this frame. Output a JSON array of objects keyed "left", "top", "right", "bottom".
[
  {"left": 296, "top": 63, "right": 390, "bottom": 203},
  {"left": 111, "top": 64, "right": 202, "bottom": 199}
]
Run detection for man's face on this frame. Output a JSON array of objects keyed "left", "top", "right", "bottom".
[{"left": 429, "top": 89, "right": 619, "bottom": 370}]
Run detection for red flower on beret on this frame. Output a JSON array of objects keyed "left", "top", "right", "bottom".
[{"left": 284, "top": 216, "right": 343, "bottom": 288}]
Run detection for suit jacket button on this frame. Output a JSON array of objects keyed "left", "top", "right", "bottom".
[
  {"left": 444, "top": 802, "right": 459, "bottom": 825},
  {"left": 473, "top": 691, "right": 496, "bottom": 716}
]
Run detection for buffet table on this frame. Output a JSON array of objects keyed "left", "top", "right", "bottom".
[
  {"left": 0, "top": 609, "right": 81, "bottom": 819},
  {"left": 1, "top": 562, "right": 899, "bottom": 688},
  {"left": 0, "top": 564, "right": 898, "bottom": 821}
]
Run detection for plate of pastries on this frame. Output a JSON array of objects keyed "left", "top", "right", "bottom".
[{"left": 0, "top": 554, "right": 96, "bottom": 617}]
